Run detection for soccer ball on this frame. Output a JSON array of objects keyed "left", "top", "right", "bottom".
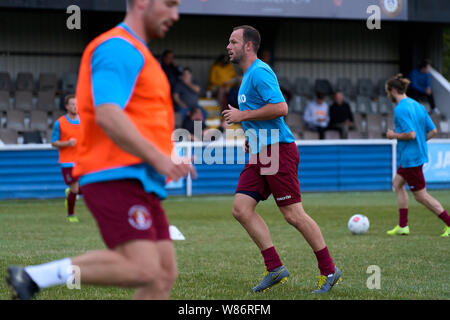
[{"left": 348, "top": 214, "right": 370, "bottom": 235}]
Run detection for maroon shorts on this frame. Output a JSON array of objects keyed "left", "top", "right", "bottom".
[
  {"left": 397, "top": 165, "right": 426, "bottom": 192},
  {"left": 61, "top": 167, "right": 78, "bottom": 185},
  {"left": 81, "top": 179, "right": 171, "bottom": 249},
  {"left": 236, "top": 142, "right": 301, "bottom": 207}
]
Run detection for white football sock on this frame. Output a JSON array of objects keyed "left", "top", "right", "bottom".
[{"left": 25, "top": 258, "right": 73, "bottom": 289}]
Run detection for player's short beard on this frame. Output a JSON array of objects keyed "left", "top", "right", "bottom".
[{"left": 231, "top": 46, "right": 245, "bottom": 64}]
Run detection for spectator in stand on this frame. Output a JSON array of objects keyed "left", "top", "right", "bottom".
[
  {"left": 172, "top": 67, "right": 207, "bottom": 119},
  {"left": 260, "top": 49, "right": 292, "bottom": 104},
  {"left": 161, "top": 49, "right": 182, "bottom": 91},
  {"left": 208, "top": 54, "right": 238, "bottom": 110},
  {"left": 182, "top": 106, "right": 207, "bottom": 141},
  {"left": 408, "top": 59, "right": 439, "bottom": 114},
  {"left": 327, "top": 91, "right": 354, "bottom": 139},
  {"left": 304, "top": 92, "right": 329, "bottom": 140}
]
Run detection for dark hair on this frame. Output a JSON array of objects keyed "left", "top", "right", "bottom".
[
  {"left": 183, "top": 67, "right": 192, "bottom": 73},
  {"left": 316, "top": 92, "right": 326, "bottom": 100},
  {"left": 64, "top": 94, "right": 75, "bottom": 106},
  {"left": 419, "top": 59, "right": 431, "bottom": 70},
  {"left": 162, "top": 50, "right": 173, "bottom": 59},
  {"left": 233, "top": 25, "right": 261, "bottom": 53},
  {"left": 386, "top": 74, "right": 411, "bottom": 94}
]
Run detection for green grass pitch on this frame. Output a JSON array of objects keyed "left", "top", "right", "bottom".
[{"left": 0, "top": 191, "right": 449, "bottom": 300}]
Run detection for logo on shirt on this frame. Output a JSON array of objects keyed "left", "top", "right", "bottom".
[
  {"left": 380, "top": 0, "right": 402, "bottom": 17},
  {"left": 128, "top": 205, "right": 152, "bottom": 230},
  {"left": 276, "top": 195, "right": 292, "bottom": 201},
  {"left": 238, "top": 94, "right": 246, "bottom": 104}
]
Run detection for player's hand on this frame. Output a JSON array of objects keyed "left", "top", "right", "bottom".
[
  {"left": 68, "top": 138, "right": 76, "bottom": 146},
  {"left": 222, "top": 104, "right": 243, "bottom": 125},
  {"left": 154, "top": 154, "right": 197, "bottom": 182},
  {"left": 386, "top": 129, "right": 397, "bottom": 140}
]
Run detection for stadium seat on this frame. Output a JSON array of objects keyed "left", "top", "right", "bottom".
[
  {"left": 303, "top": 130, "right": 319, "bottom": 140},
  {"left": 0, "top": 72, "right": 12, "bottom": 92},
  {"left": 377, "top": 96, "right": 393, "bottom": 114},
  {"left": 278, "top": 76, "right": 293, "bottom": 92},
  {"left": 23, "top": 130, "right": 43, "bottom": 144},
  {"left": 0, "top": 90, "right": 11, "bottom": 111},
  {"left": 290, "top": 95, "right": 306, "bottom": 113},
  {"left": 6, "top": 110, "right": 26, "bottom": 131},
  {"left": 62, "top": 72, "right": 78, "bottom": 94},
  {"left": 285, "top": 113, "right": 303, "bottom": 137},
  {"left": 355, "top": 96, "right": 372, "bottom": 114},
  {"left": 37, "top": 90, "right": 57, "bottom": 111},
  {"left": 325, "top": 130, "right": 341, "bottom": 140},
  {"left": 0, "top": 128, "right": 19, "bottom": 144},
  {"left": 14, "top": 91, "right": 34, "bottom": 111},
  {"left": 376, "top": 78, "right": 388, "bottom": 96},
  {"left": 357, "top": 78, "right": 375, "bottom": 97},
  {"left": 15, "top": 72, "right": 35, "bottom": 92},
  {"left": 38, "top": 73, "right": 58, "bottom": 92},
  {"left": 314, "top": 79, "right": 333, "bottom": 96},
  {"left": 353, "top": 113, "right": 365, "bottom": 133},
  {"left": 294, "top": 77, "right": 313, "bottom": 97},
  {"left": 335, "top": 78, "right": 355, "bottom": 99},
  {"left": 348, "top": 131, "right": 362, "bottom": 139},
  {"left": 30, "top": 110, "right": 50, "bottom": 131},
  {"left": 366, "top": 114, "right": 383, "bottom": 139}
]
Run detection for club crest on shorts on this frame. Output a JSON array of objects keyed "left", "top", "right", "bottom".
[{"left": 128, "top": 205, "right": 152, "bottom": 230}]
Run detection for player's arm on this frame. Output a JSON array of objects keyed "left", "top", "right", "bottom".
[
  {"left": 50, "top": 120, "right": 76, "bottom": 148},
  {"left": 386, "top": 129, "right": 416, "bottom": 140},
  {"left": 222, "top": 102, "right": 287, "bottom": 124},
  {"left": 95, "top": 104, "right": 195, "bottom": 181}
]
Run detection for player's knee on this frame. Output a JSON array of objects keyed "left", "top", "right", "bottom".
[
  {"left": 134, "top": 262, "right": 160, "bottom": 286},
  {"left": 232, "top": 205, "right": 250, "bottom": 222},
  {"left": 413, "top": 192, "right": 427, "bottom": 204},
  {"left": 283, "top": 209, "right": 300, "bottom": 226}
]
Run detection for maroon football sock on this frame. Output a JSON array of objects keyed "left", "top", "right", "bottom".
[
  {"left": 261, "top": 246, "right": 283, "bottom": 271},
  {"left": 314, "top": 246, "right": 335, "bottom": 276},
  {"left": 399, "top": 208, "right": 408, "bottom": 228},
  {"left": 438, "top": 210, "right": 450, "bottom": 227},
  {"left": 67, "top": 191, "right": 77, "bottom": 216}
]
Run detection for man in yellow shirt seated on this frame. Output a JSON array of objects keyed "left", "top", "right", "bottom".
[{"left": 208, "top": 54, "right": 238, "bottom": 110}]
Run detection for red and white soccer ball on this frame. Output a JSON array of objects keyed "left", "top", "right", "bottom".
[{"left": 348, "top": 214, "right": 370, "bottom": 235}]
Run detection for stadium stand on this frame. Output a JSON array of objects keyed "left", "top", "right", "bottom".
[
  {"left": 30, "top": 110, "right": 49, "bottom": 131},
  {"left": 357, "top": 78, "right": 375, "bottom": 98},
  {"left": 324, "top": 130, "right": 341, "bottom": 140},
  {"left": 37, "top": 90, "right": 57, "bottom": 111},
  {"left": 61, "top": 72, "right": 78, "bottom": 94},
  {"left": 0, "top": 128, "right": 18, "bottom": 144},
  {"left": 15, "top": 72, "right": 34, "bottom": 92},
  {"left": 6, "top": 110, "right": 25, "bottom": 131},
  {"left": 314, "top": 79, "right": 334, "bottom": 96},
  {"left": 294, "top": 77, "right": 313, "bottom": 98},
  {"left": 14, "top": 91, "right": 33, "bottom": 111},
  {"left": 38, "top": 73, "right": 58, "bottom": 92},
  {"left": 0, "top": 90, "right": 11, "bottom": 111},
  {"left": 0, "top": 72, "right": 12, "bottom": 92},
  {"left": 335, "top": 78, "right": 356, "bottom": 99}
]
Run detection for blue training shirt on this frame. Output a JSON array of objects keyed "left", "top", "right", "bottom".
[
  {"left": 238, "top": 59, "right": 295, "bottom": 154},
  {"left": 78, "top": 23, "right": 168, "bottom": 199},
  {"left": 394, "top": 97, "right": 436, "bottom": 168}
]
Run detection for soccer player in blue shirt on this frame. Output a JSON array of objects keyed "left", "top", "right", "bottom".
[
  {"left": 223, "top": 25, "right": 341, "bottom": 294},
  {"left": 385, "top": 74, "right": 450, "bottom": 237}
]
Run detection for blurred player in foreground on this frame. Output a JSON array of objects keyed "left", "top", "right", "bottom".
[
  {"left": 223, "top": 25, "right": 341, "bottom": 294},
  {"left": 6, "top": 0, "right": 196, "bottom": 300},
  {"left": 51, "top": 94, "right": 81, "bottom": 223},
  {"left": 385, "top": 74, "right": 450, "bottom": 237}
]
